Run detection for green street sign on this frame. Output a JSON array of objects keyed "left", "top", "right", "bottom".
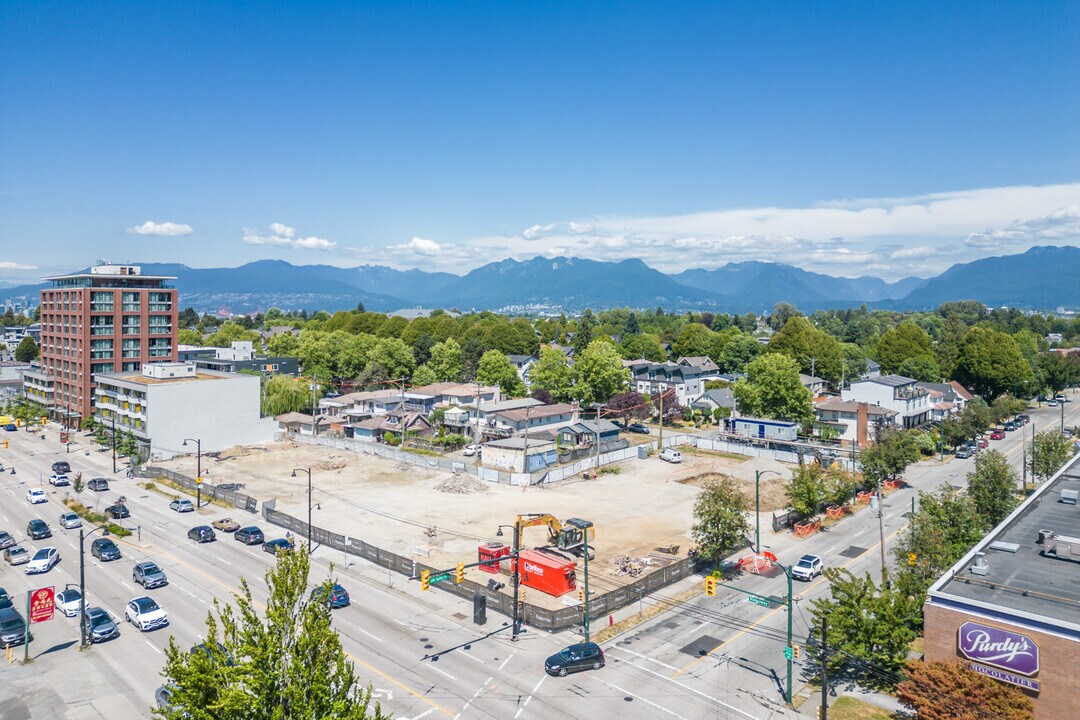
[
  {"left": 783, "top": 646, "right": 794, "bottom": 660},
  {"left": 429, "top": 573, "right": 452, "bottom": 584},
  {"left": 748, "top": 595, "right": 771, "bottom": 607}
]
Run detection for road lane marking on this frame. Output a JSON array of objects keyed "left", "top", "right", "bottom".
[
  {"left": 120, "top": 581, "right": 133, "bottom": 591},
  {"left": 512, "top": 675, "right": 543, "bottom": 719},
  {"left": 356, "top": 626, "right": 384, "bottom": 643},
  {"left": 456, "top": 648, "right": 485, "bottom": 665},
  {"left": 624, "top": 657, "right": 758, "bottom": 719},
  {"left": 609, "top": 645, "right": 680, "bottom": 671},
  {"left": 404, "top": 709, "right": 436, "bottom": 720},
  {"left": 595, "top": 677, "right": 687, "bottom": 719},
  {"left": 145, "top": 640, "right": 161, "bottom": 654},
  {"left": 347, "top": 651, "right": 454, "bottom": 717},
  {"left": 429, "top": 665, "right": 456, "bottom": 681},
  {"left": 497, "top": 651, "right": 516, "bottom": 671}
]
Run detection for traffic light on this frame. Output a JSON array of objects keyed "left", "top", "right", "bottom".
[
  {"left": 420, "top": 569, "right": 431, "bottom": 591},
  {"left": 455, "top": 562, "right": 465, "bottom": 584},
  {"left": 579, "top": 589, "right": 585, "bottom": 602},
  {"left": 705, "top": 576, "right": 717, "bottom": 596},
  {"left": 793, "top": 644, "right": 800, "bottom": 659},
  {"left": 1, "top": 440, "right": 7, "bottom": 449}
]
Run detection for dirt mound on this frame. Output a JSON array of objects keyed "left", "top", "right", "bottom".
[
  {"left": 676, "top": 471, "right": 790, "bottom": 512},
  {"left": 434, "top": 474, "right": 489, "bottom": 495},
  {"left": 317, "top": 454, "right": 348, "bottom": 471}
]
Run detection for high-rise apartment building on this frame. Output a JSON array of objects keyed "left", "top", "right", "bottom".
[{"left": 23, "top": 264, "right": 178, "bottom": 425}]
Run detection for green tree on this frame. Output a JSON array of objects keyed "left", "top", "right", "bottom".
[
  {"left": 475, "top": 350, "right": 524, "bottom": 396},
  {"left": 954, "top": 327, "right": 1035, "bottom": 400},
  {"left": 876, "top": 322, "right": 933, "bottom": 375},
  {"left": 267, "top": 332, "right": 300, "bottom": 358},
  {"left": 573, "top": 340, "right": 631, "bottom": 407},
  {"left": 767, "top": 302, "right": 801, "bottom": 331},
  {"left": 671, "top": 323, "right": 715, "bottom": 360},
  {"left": 786, "top": 464, "right": 826, "bottom": 519},
  {"left": 938, "top": 417, "right": 969, "bottom": 450},
  {"left": 262, "top": 376, "right": 319, "bottom": 416},
  {"left": 767, "top": 316, "right": 844, "bottom": 384},
  {"left": 155, "top": 549, "right": 387, "bottom": 720},
  {"left": 690, "top": 476, "right": 749, "bottom": 563},
  {"left": 897, "top": 354, "right": 941, "bottom": 382},
  {"left": 177, "top": 328, "right": 204, "bottom": 346},
  {"left": 14, "top": 335, "right": 38, "bottom": 362},
  {"left": 206, "top": 321, "right": 262, "bottom": 350},
  {"left": 367, "top": 337, "right": 415, "bottom": 380},
  {"left": 427, "top": 338, "right": 462, "bottom": 382},
  {"left": 897, "top": 660, "right": 1035, "bottom": 720},
  {"left": 958, "top": 397, "right": 992, "bottom": 439},
  {"left": 859, "top": 428, "right": 919, "bottom": 484},
  {"left": 70, "top": 472, "right": 84, "bottom": 501},
  {"left": 410, "top": 364, "right": 438, "bottom": 387},
  {"left": 621, "top": 332, "right": 667, "bottom": 362},
  {"left": 571, "top": 309, "right": 596, "bottom": 355},
  {"left": 966, "top": 450, "right": 1019, "bottom": 529},
  {"left": 715, "top": 332, "right": 761, "bottom": 373},
  {"left": 1028, "top": 429, "right": 1074, "bottom": 482},
  {"left": 894, "top": 486, "right": 984, "bottom": 605},
  {"left": 528, "top": 347, "right": 575, "bottom": 402},
  {"left": 732, "top": 353, "right": 813, "bottom": 426}
]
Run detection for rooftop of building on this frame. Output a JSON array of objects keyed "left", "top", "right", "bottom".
[
  {"left": 493, "top": 402, "right": 577, "bottom": 423},
  {"left": 485, "top": 434, "right": 557, "bottom": 450},
  {"left": 99, "top": 371, "right": 228, "bottom": 386},
  {"left": 929, "top": 453, "right": 1080, "bottom": 631},
  {"left": 855, "top": 373, "right": 918, "bottom": 387},
  {"left": 814, "top": 397, "right": 898, "bottom": 415},
  {"left": 43, "top": 264, "right": 176, "bottom": 283}
]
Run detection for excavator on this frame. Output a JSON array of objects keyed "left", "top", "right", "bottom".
[{"left": 511, "top": 514, "right": 596, "bottom": 560}]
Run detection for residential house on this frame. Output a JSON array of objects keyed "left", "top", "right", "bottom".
[
  {"left": 487, "top": 402, "right": 579, "bottom": 437},
  {"left": 841, "top": 374, "right": 931, "bottom": 429},
  {"left": 917, "top": 381, "right": 974, "bottom": 423},
  {"left": 557, "top": 419, "right": 621, "bottom": 448},
  {"left": 691, "top": 387, "right": 735, "bottom": 416},
  {"left": 677, "top": 356, "right": 722, "bottom": 382},
  {"left": 408, "top": 382, "right": 501, "bottom": 408},
  {"left": 482, "top": 435, "right": 558, "bottom": 473},
  {"left": 178, "top": 341, "right": 300, "bottom": 377},
  {"left": 863, "top": 359, "right": 882, "bottom": 380},
  {"left": 625, "top": 360, "right": 706, "bottom": 406},
  {"left": 800, "top": 373, "right": 828, "bottom": 397},
  {"left": 507, "top": 354, "right": 538, "bottom": 386},
  {"left": 814, "top": 397, "right": 898, "bottom": 447},
  {"left": 349, "top": 409, "right": 434, "bottom": 442}
]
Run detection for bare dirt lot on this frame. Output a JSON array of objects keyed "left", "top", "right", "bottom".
[{"left": 160, "top": 441, "right": 795, "bottom": 608}]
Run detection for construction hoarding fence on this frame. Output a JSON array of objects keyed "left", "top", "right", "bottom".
[{"left": 137, "top": 466, "right": 259, "bottom": 514}]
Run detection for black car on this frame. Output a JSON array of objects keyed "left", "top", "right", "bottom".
[
  {"left": 262, "top": 538, "right": 294, "bottom": 555},
  {"left": 52, "top": 461, "right": 71, "bottom": 474},
  {"left": 88, "top": 478, "right": 109, "bottom": 492},
  {"left": 1004, "top": 421, "right": 1018, "bottom": 431},
  {"left": 187, "top": 526, "right": 216, "bottom": 543},
  {"left": 312, "top": 584, "right": 350, "bottom": 609},
  {"left": 545, "top": 642, "right": 605, "bottom": 676},
  {"left": 27, "top": 519, "right": 52, "bottom": 540},
  {"left": 91, "top": 537, "right": 122, "bottom": 561},
  {"left": 190, "top": 641, "right": 235, "bottom": 666},
  {"left": 105, "top": 503, "right": 130, "bottom": 519},
  {"left": 1017, "top": 414, "right": 1031, "bottom": 425},
  {"left": 0, "top": 607, "right": 31, "bottom": 648},
  {"left": 234, "top": 527, "right": 264, "bottom": 545},
  {"left": 611, "top": 420, "right": 627, "bottom": 429},
  {"left": 627, "top": 423, "right": 650, "bottom": 434}
]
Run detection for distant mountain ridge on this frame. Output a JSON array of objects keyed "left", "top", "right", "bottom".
[{"left": 0, "top": 245, "right": 1077, "bottom": 313}]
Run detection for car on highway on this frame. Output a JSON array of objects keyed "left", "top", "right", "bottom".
[
  {"left": 27, "top": 519, "right": 52, "bottom": 540},
  {"left": 0, "top": 531, "right": 14, "bottom": 550},
  {"left": 262, "top": 538, "right": 294, "bottom": 555},
  {"left": 311, "top": 584, "right": 351, "bottom": 609},
  {"left": 659, "top": 448, "right": 682, "bottom": 463},
  {"left": 990, "top": 430, "right": 1005, "bottom": 440},
  {"left": 792, "top": 554, "right": 824, "bottom": 581},
  {"left": 52, "top": 461, "right": 71, "bottom": 474},
  {"left": 545, "top": 641, "right": 605, "bottom": 676},
  {"left": 977, "top": 438, "right": 989, "bottom": 448},
  {"left": 48, "top": 473, "right": 70, "bottom": 487},
  {"left": 463, "top": 444, "right": 481, "bottom": 457},
  {"left": 627, "top": 423, "right": 650, "bottom": 434},
  {"left": 125, "top": 596, "right": 169, "bottom": 632},
  {"left": 211, "top": 518, "right": 240, "bottom": 533},
  {"left": 26, "top": 488, "right": 47, "bottom": 504},
  {"left": 105, "top": 503, "right": 130, "bottom": 519},
  {"left": 170, "top": 499, "right": 195, "bottom": 513},
  {"left": 55, "top": 588, "right": 84, "bottom": 617},
  {"left": 1048, "top": 399, "right": 1059, "bottom": 407},
  {"left": 4, "top": 546, "right": 29, "bottom": 566},
  {"left": 84, "top": 606, "right": 119, "bottom": 643},
  {"left": 187, "top": 525, "right": 216, "bottom": 543},
  {"left": 1004, "top": 421, "right": 1018, "bottom": 432},
  {"left": 0, "top": 587, "right": 11, "bottom": 610},
  {"left": 133, "top": 561, "right": 168, "bottom": 589},
  {"left": 1017, "top": 414, "right": 1031, "bottom": 425},
  {"left": 155, "top": 686, "right": 179, "bottom": 712},
  {"left": 0, "top": 607, "right": 31, "bottom": 648},
  {"left": 88, "top": 478, "right": 109, "bottom": 492},
  {"left": 59, "top": 511, "right": 82, "bottom": 529},
  {"left": 234, "top": 527, "right": 264, "bottom": 545},
  {"left": 955, "top": 446, "right": 975, "bottom": 459},
  {"left": 1055, "top": 394, "right": 1068, "bottom": 403},
  {"left": 26, "top": 547, "right": 60, "bottom": 574},
  {"left": 91, "top": 537, "right": 122, "bottom": 562}
]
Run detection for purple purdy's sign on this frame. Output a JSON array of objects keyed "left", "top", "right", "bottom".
[{"left": 957, "top": 622, "right": 1040, "bottom": 677}]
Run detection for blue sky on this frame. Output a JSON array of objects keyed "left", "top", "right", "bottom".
[{"left": 1, "top": 1, "right": 1078, "bottom": 282}]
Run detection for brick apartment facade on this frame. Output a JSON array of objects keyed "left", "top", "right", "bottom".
[{"left": 24, "top": 264, "right": 178, "bottom": 425}]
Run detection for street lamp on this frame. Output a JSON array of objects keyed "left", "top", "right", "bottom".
[
  {"left": 291, "top": 468, "right": 315, "bottom": 551},
  {"left": 754, "top": 470, "right": 783, "bottom": 554},
  {"left": 79, "top": 525, "right": 110, "bottom": 649},
  {"left": 183, "top": 438, "right": 202, "bottom": 509},
  {"left": 495, "top": 521, "right": 522, "bottom": 642}
]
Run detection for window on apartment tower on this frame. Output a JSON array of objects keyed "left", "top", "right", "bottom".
[
  {"left": 90, "top": 291, "right": 113, "bottom": 312},
  {"left": 122, "top": 316, "right": 140, "bottom": 335},
  {"left": 122, "top": 292, "right": 141, "bottom": 312}
]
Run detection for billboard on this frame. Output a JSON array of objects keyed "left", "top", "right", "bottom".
[
  {"left": 958, "top": 621, "right": 1039, "bottom": 677},
  {"left": 29, "top": 586, "right": 55, "bottom": 624}
]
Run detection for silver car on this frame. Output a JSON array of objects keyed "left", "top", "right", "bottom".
[
  {"left": 84, "top": 607, "right": 119, "bottom": 643},
  {"left": 59, "top": 511, "right": 82, "bottom": 529}
]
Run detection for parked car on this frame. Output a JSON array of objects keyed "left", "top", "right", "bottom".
[
  {"left": 55, "top": 588, "right": 84, "bottom": 617},
  {"left": 133, "top": 561, "right": 168, "bottom": 589},
  {"left": 0, "top": 531, "right": 14, "bottom": 550},
  {"left": 1048, "top": 399, "right": 1059, "bottom": 407},
  {"left": 3, "top": 423, "right": 16, "bottom": 432},
  {"left": 126, "top": 596, "right": 169, "bottom": 632},
  {"left": 262, "top": 538, "right": 294, "bottom": 555},
  {"left": 155, "top": 686, "right": 177, "bottom": 712},
  {"left": 977, "top": 438, "right": 989, "bottom": 448},
  {"left": 59, "top": 511, "right": 82, "bottom": 529},
  {"left": 25, "top": 547, "right": 60, "bottom": 574},
  {"left": 1003, "top": 421, "right": 1018, "bottom": 431},
  {"left": 791, "top": 554, "right": 824, "bottom": 581},
  {"left": 27, "top": 519, "right": 51, "bottom": 540},
  {"left": 234, "top": 527, "right": 264, "bottom": 545},
  {"left": 211, "top": 518, "right": 240, "bottom": 533},
  {"left": 4, "top": 546, "right": 29, "bottom": 566},
  {"left": 52, "top": 461, "right": 71, "bottom": 474},
  {"left": 1055, "top": 394, "right": 1068, "bottom": 403},
  {"left": 48, "top": 474, "right": 70, "bottom": 487},
  {"left": 627, "top": 423, "right": 650, "bottom": 434},
  {"left": 170, "top": 499, "right": 194, "bottom": 513},
  {"left": 1017, "top": 414, "right": 1031, "bottom": 425},
  {"left": 611, "top": 420, "right": 627, "bottom": 429},
  {"left": 84, "top": 606, "right": 119, "bottom": 643},
  {"left": 990, "top": 430, "right": 1005, "bottom": 440},
  {"left": 0, "top": 607, "right": 30, "bottom": 648},
  {"left": 545, "top": 641, "right": 605, "bottom": 676},
  {"left": 311, "top": 584, "right": 351, "bottom": 609},
  {"left": 105, "top": 503, "right": 130, "bottom": 519},
  {"left": 26, "top": 488, "right": 48, "bottom": 504},
  {"left": 88, "top": 478, "right": 109, "bottom": 492},
  {"left": 463, "top": 444, "right": 481, "bottom": 457},
  {"left": 187, "top": 526, "right": 216, "bottom": 543},
  {"left": 955, "top": 446, "right": 975, "bottom": 459},
  {"left": 659, "top": 448, "right": 682, "bottom": 463},
  {"left": 91, "top": 537, "right": 122, "bottom": 562}
]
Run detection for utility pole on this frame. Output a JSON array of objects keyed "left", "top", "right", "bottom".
[
  {"left": 820, "top": 616, "right": 828, "bottom": 720},
  {"left": 582, "top": 527, "right": 591, "bottom": 642},
  {"left": 522, "top": 405, "right": 530, "bottom": 476},
  {"left": 658, "top": 388, "right": 664, "bottom": 450},
  {"left": 111, "top": 414, "right": 116, "bottom": 473},
  {"left": 1022, "top": 441, "right": 1028, "bottom": 495},
  {"left": 877, "top": 477, "right": 887, "bottom": 582},
  {"left": 512, "top": 518, "right": 522, "bottom": 641},
  {"left": 593, "top": 403, "right": 605, "bottom": 478},
  {"left": 311, "top": 381, "right": 318, "bottom": 437}
]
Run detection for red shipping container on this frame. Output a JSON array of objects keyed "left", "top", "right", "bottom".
[
  {"left": 477, "top": 542, "right": 510, "bottom": 574},
  {"left": 512, "top": 549, "right": 577, "bottom": 597}
]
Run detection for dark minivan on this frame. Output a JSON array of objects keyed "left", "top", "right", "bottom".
[
  {"left": 545, "top": 642, "right": 605, "bottom": 676},
  {"left": 52, "top": 461, "right": 71, "bottom": 474},
  {"left": 187, "top": 526, "right": 216, "bottom": 543},
  {"left": 27, "top": 519, "right": 52, "bottom": 540},
  {"left": 234, "top": 527, "right": 264, "bottom": 545}
]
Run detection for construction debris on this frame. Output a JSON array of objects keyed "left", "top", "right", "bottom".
[
  {"left": 434, "top": 474, "right": 489, "bottom": 495},
  {"left": 317, "top": 454, "right": 348, "bottom": 471}
]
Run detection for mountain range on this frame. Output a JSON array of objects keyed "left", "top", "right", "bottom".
[{"left": 1, "top": 245, "right": 1077, "bottom": 315}]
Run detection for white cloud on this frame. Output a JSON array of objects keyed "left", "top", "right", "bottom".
[
  {"left": 0, "top": 261, "right": 38, "bottom": 270},
  {"left": 127, "top": 221, "right": 194, "bottom": 236},
  {"left": 242, "top": 223, "right": 335, "bottom": 251},
  {"left": 522, "top": 223, "right": 557, "bottom": 240}
]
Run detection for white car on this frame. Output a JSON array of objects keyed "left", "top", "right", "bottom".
[
  {"left": 26, "top": 488, "right": 48, "bottom": 504},
  {"left": 659, "top": 448, "right": 683, "bottom": 463},
  {"left": 55, "top": 588, "right": 84, "bottom": 617},
  {"left": 792, "top": 554, "right": 824, "bottom": 581},
  {"left": 48, "top": 474, "right": 70, "bottom": 487},
  {"left": 125, "top": 596, "right": 169, "bottom": 632},
  {"left": 463, "top": 444, "right": 481, "bottom": 457},
  {"left": 59, "top": 511, "right": 82, "bottom": 529},
  {"left": 25, "top": 547, "right": 60, "bottom": 574}
]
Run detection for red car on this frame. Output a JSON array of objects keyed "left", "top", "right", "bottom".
[
  {"left": 977, "top": 438, "right": 989, "bottom": 448},
  {"left": 990, "top": 430, "right": 1005, "bottom": 440}
]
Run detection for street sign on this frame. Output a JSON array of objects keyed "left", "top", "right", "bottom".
[
  {"left": 429, "top": 572, "right": 452, "bottom": 584},
  {"left": 783, "top": 645, "right": 793, "bottom": 660},
  {"left": 748, "top": 594, "right": 771, "bottom": 608},
  {"left": 29, "top": 587, "right": 55, "bottom": 624}
]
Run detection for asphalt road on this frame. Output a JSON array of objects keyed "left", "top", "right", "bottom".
[{"left": 0, "top": 397, "right": 1076, "bottom": 720}]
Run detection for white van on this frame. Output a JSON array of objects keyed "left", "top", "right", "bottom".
[{"left": 659, "top": 448, "right": 682, "bottom": 463}]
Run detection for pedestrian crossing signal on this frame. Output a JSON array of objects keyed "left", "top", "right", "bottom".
[{"left": 705, "top": 576, "right": 717, "bottom": 596}]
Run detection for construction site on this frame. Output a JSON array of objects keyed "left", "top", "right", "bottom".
[{"left": 158, "top": 439, "right": 794, "bottom": 611}]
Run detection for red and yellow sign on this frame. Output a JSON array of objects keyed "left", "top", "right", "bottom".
[{"left": 29, "top": 587, "right": 55, "bottom": 624}]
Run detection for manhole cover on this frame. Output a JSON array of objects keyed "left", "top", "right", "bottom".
[
  {"left": 839, "top": 545, "right": 867, "bottom": 559},
  {"left": 679, "top": 634, "right": 721, "bottom": 657}
]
